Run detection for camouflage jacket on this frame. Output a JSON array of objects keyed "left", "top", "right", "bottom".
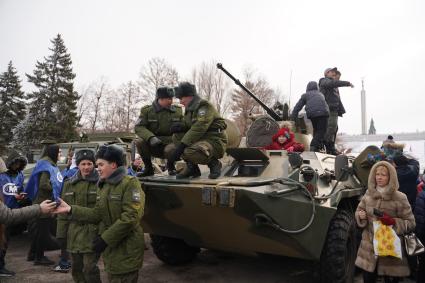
[
  {"left": 174, "top": 95, "right": 227, "bottom": 158},
  {"left": 57, "top": 169, "right": 99, "bottom": 253},
  {"left": 135, "top": 100, "right": 183, "bottom": 144},
  {"left": 71, "top": 167, "right": 145, "bottom": 275}
]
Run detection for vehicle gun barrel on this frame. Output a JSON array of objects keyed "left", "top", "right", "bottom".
[{"left": 216, "top": 63, "right": 282, "bottom": 121}]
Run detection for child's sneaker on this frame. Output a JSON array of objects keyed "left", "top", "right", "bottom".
[{"left": 52, "top": 262, "right": 71, "bottom": 273}]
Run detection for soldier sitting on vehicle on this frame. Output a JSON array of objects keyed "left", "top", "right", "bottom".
[
  {"left": 134, "top": 87, "right": 183, "bottom": 176},
  {"left": 166, "top": 82, "right": 228, "bottom": 179}
]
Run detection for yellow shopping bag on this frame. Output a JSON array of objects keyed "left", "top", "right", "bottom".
[{"left": 373, "top": 220, "right": 402, "bottom": 259}]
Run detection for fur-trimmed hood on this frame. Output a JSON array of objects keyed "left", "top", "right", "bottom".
[{"left": 367, "top": 161, "right": 399, "bottom": 200}]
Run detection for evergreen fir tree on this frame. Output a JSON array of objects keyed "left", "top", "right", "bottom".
[
  {"left": 0, "top": 61, "right": 26, "bottom": 154},
  {"left": 368, "top": 118, "right": 376, "bottom": 135},
  {"left": 25, "top": 34, "right": 79, "bottom": 144}
]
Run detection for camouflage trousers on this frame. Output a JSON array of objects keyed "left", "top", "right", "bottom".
[
  {"left": 71, "top": 252, "right": 101, "bottom": 283},
  {"left": 324, "top": 111, "right": 339, "bottom": 152},
  {"left": 107, "top": 270, "right": 139, "bottom": 283},
  {"left": 165, "top": 141, "right": 215, "bottom": 165}
]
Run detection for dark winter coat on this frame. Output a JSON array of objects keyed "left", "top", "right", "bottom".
[
  {"left": 264, "top": 127, "right": 304, "bottom": 152},
  {"left": 291, "top": 81, "right": 329, "bottom": 120},
  {"left": 355, "top": 161, "right": 415, "bottom": 277},
  {"left": 415, "top": 190, "right": 425, "bottom": 243},
  {"left": 396, "top": 158, "right": 419, "bottom": 211},
  {"left": 318, "top": 77, "right": 351, "bottom": 116}
]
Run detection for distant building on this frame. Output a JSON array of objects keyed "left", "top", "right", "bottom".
[{"left": 368, "top": 118, "right": 376, "bottom": 135}]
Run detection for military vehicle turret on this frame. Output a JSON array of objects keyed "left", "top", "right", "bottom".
[{"left": 140, "top": 64, "right": 379, "bottom": 283}]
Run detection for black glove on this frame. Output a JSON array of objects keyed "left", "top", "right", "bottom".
[
  {"left": 170, "top": 122, "right": 186, "bottom": 134},
  {"left": 149, "top": 136, "right": 162, "bottom": 147},
  {"left": 167, "top": 143, "right": 186, "bottom": 172},
  {"left": 92, "top": 235, "right": 108, "bottom": 254}
]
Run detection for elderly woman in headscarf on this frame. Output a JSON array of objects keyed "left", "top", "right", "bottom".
[{"left": 355, "top": 161, "right": 415, "bottom": 283}]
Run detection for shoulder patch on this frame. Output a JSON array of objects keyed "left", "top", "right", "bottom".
[
  {"left": 198, "top": 107, "right": 207, "bottom": 117},
  {"left": 131, "top": 188, "right": 141, "bottom": 202}
]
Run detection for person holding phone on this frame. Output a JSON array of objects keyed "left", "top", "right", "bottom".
[
  {"left": 0, "top": 149, "right": 30, "bottom": 277},
  {"left": 355, "top": 161, "right": 415, "bottom": 283}
]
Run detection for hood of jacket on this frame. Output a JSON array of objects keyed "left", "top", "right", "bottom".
[
  {"left": 306, "top": 81, "right": 318, "bottom": 92},
  {"left": 367, "top": 161, "right": 399, "bottom": 200},
  {"left": 271, "top": 127, "right": 294, "bottom": 145}
]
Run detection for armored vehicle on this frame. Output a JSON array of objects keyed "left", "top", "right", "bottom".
[
  {"left": 22, "top": 132, "right": 137, "bottom": 180},
  {"left": 140, "top": 64, "right": 379, "bottom": 283}
]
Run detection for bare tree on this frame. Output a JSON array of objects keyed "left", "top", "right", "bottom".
[
  {"left": 76, "top": 84, "right": 91, "bottom": 128},
  {"left": 230, "top": 69, "right": 277, "bottom": 136},
  {"left": 138, "top": 57, "right": 179, "bottom": 102},
  {"left": 115, "top": 81, "right": 142, "bottom": 132},
  {"left": 191, "top": 60, "right": 231, "bottom": 117}
]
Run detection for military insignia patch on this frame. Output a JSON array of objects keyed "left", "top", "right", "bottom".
[
  {"left": 198, "top": 107, "right": 207, "bottom": 117},
  {"left": 132, "top": 189, "right": 141, "bottom": 202}
]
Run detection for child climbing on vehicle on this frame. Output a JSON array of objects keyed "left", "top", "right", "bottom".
[{"left": 264, "top": 127, "right": 304, "bottom": 152}]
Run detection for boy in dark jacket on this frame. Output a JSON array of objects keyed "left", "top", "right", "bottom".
[
  {"left": 291, "top": 81, "right": 329, "bottom": 152},
  {"left": 319, "top": 67, "right": 353, "bottom": 155}
]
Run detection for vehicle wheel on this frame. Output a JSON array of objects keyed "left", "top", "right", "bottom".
[
  {"left": 320, "top": 209, "right": 357, "bottom": 283},
  {"left": 150, "top": 234, "right": 200, "bottom": 265}
]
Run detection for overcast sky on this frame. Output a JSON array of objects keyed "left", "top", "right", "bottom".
[{"left": 1, "top": 0, "right": 424, "bottom": 135}]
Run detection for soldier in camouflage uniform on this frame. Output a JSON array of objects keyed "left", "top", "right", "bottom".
[
  {"left": 55, "top": 145, "right": 145, "bottom": 283},
  {"left": 166, "top": 82, "right": 227, "bottom": 179},
  {"left": 134, "top": 87, "right": 183, "bottom": 176},
  {"left": 56, "top": 149, "right": 101, "bottom": 283}
]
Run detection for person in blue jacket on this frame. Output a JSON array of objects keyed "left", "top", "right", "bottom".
[
  {"left": 0, "top": 149, "right": 29, "bottom": 277},
  {"left": 25, "top": 140, "right": 63, "bottom": 265}
]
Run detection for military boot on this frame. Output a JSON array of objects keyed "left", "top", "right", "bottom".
[
  {"left": 176, "top": 162, "right": 201, "bottom": 179},
  {"left": 208, "top": 158, "right": 222, "bottom": 179},
  {"left": 139, "top": 160, "right": 154, "bottom": 177}
]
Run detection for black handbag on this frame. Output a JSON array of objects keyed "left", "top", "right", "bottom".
[{"left": 403, "top": 222, "right": 425, "bottom": 256}]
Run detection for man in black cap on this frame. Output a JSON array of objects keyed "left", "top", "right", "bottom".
[
  {"left": 319, "top": 67, "right": 354, "bottom": 155},
  {"left": 55, "top": 144, "right": 145, "bottom": 282},
  {"left": 134, "top": 87, "right": 183, "bottom": 176},
  {"left": 166, "top": 82, "right": 228, "bottom": 179}
]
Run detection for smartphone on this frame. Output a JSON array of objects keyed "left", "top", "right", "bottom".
[{"left": 373, "top": 208, "right": 383, "bottom": 217}]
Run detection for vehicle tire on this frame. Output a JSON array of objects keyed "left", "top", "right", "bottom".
[
  {"left": 150, "top": 234, "right": 200, "bottom": 265},
  {"left": 320, "top": 209, "right": 357, "bottom": 283}
]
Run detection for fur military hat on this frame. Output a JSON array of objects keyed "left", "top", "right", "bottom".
[
  {"left": 156, "top": 87, "right": 174, "bottom": 99},
  {"left": 75, "top": 149, "right": 96, "bottom": 165},
  {"left": 95, "top": 144, "right": 124, "bottom": 167},
  {"left": 175, "top": 82, "right": 196, "bottom": 98}
]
